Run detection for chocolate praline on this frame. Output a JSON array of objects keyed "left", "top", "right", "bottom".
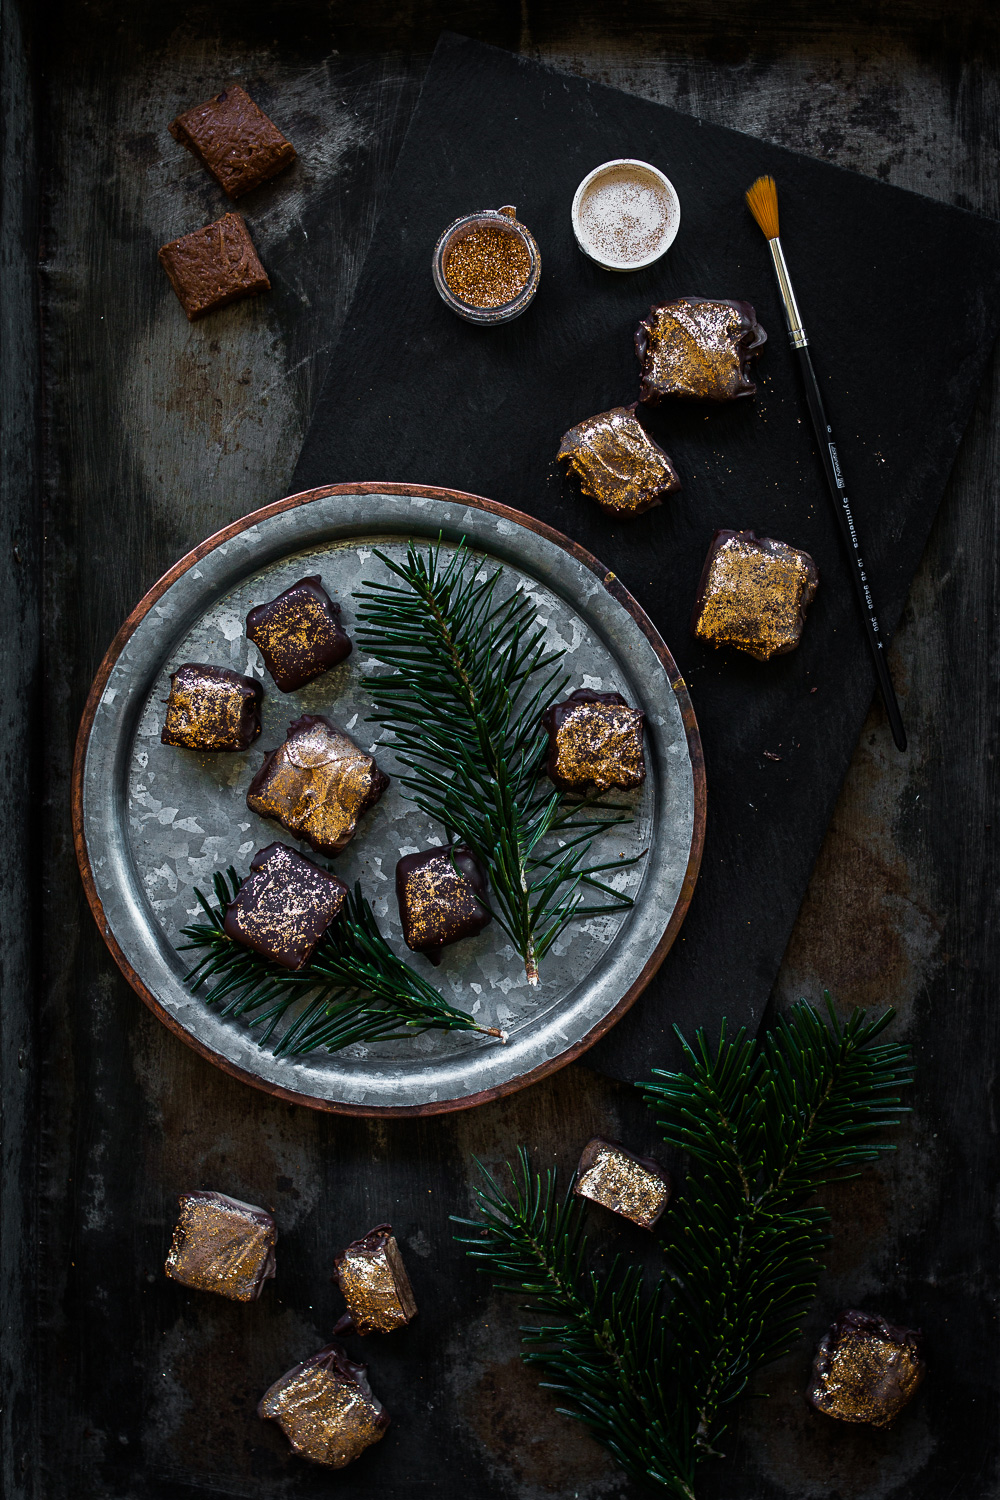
[
  {"left": 258, "top": 1342, "right": 389, "bottom": 1468},
  {"left": 224, "top": 843, "right": 348, "bottom": 970},
  {"left": 161, "top": 662, "right": 262, "bottom": 751},
  {"left": 558, "top": 404, "right": 681, "bottom": 517},
  {"left": 246, "top": 575, "right": 353, "bottom": 693},
  {"left": 395, "top": 845, "right": 491, "bottom": 964},
  {"left": 691, "top": 528, "right": 819, "bottom": 661},
  {"left": 573, "top": 1137, "right": 672, "bottom": 1229},
  {"left": 542, "top": 689, "right": 646, "bottom": 794},
  {"left": 332, "top": 1222, "right": 418, "bottom": 1336},
  {"left": 165, "top": 1190, "right": 276, "bottom": 1301},
  {"left": 636, "top": 297, "right": 766, "bottom": 402},
  {"left": 807, "top": 1309, "right": 925, "bottom": 1427},
  {"left": 246, "top": 714, "right": 389, "bottom": 856}
]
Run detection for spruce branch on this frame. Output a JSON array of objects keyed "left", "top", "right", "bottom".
[
  {"left": 453, "top": 997, "right": 911, "bottom": 1495},
  {"left": 180, "top": 867, "right": 504, "bottom": 1055},
  {"left": 354, "top": 539, "right": 642, "bottom": 985}
]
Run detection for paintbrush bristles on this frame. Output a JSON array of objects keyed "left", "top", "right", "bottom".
[{"left": 746, "top": 176, "right": 780, "bottom": 240}]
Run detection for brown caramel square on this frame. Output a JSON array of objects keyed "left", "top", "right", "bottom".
[
  {"left": 246, "top": 575, "right": 352, "bottom": 693},
  {"left": 542, "top": 689, "right": 645, "bottom": 794},
  {"left": 636, "top": 297, "right": 766, "bottom": 402},
  {"left": 158, "top": 213, "right": 270, "bottom": 321},
  {"left": 395, "top": 845, "right": 491, "bottom": 964},
  {"left": 169, "top": 83, "right": 296, "bottom": 199},
  {"left": 807, "top": 1310, "right": 925, "bottom": 1427}
]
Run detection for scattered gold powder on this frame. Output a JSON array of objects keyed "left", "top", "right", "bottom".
[
  {"left": 693, "top": 533, "right": 818, "bottom": 661},
  {"left": 554, "top": 703, "right": 645, "bottom": 792},
  {"left": 575, "top": 1140, "right": 670, "bottom": 1229},
  {"left": 336, "top": 1229, "right": 418, "bottom": 1335},
  {"left": 444, "top": 224, "right": 532, "bottom": 308},
  {"left": 809, "top": 1321, "right": 925, "bottom": 1427},
  {"left": 165, "top": 1192, "right": 276, "bottom": 1301},
  {"left": 259, "top": 1355, "right": 388, "bottom": 1467},
  {"left": 558, "top": 406, "right": 680, "bottom": 516}
]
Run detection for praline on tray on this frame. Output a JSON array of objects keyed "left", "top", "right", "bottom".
[
  {"left": 169, "top": 83, "right": 297, "bottom": 199},
  {"left": 806, "top": 1309, "right": 925, "bottom": 1427},
  {"left": 158, "top": 212, "right": 271, "bottom": 321},
  {"left": 160, "top": 662, "right": 262, "bottom": 751},
  {"left": 542, "top": 689, "right": 646, "bottom": 794},
  {"left": 258, "top": 1342, "right": 389, "bottom": 1467},
  {"left": 557, "top": 404, "right": 681, "bottom": 517},
  {"left": 247, "top": 714, "right": 389, "bottom": 856},
  {"left": 395, "top": 845, "right": 492, "bottom": 965},
  {"left": 635, "top": 297, "right": 766, "bottom": 402},
  {"left": 333, "top": 1222, "right": 418, "bottom": 1336},
  {"left": 164, "top": 1190, "right": 276, "bottom": 1301},
  {"left": 246, "top": 575, "right": 353, "bottom": 693},
  {"left": 223, "top": 843, "right": 348, "bottom": 970},
  {"left": 691, "top": 528, "right": 819, "bottom": 661},
  {"left": 573, "top": 1137, "right": 672, "bottom": 1229}
]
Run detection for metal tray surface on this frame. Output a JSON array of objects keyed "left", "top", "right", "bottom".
[{"left": 74, "top": 485, "right": 704, "bottom": 1113}]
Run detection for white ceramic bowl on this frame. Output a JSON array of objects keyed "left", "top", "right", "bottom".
[{"left": 571, "top": 159, "right": 681, "bottom": 272}]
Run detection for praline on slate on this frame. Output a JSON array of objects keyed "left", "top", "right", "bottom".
[
  {"left": 573, "top": 1137, "right": 672, "bottom": 1229},
  {"left": 223, "top": 843, "right": 348, "bottom": 970},
  {"left": 246, "top": 714, "right": 389, "bottom": 856},
  {"left": 635, "top": 297, "right": 766, "bottom": 402},
  {"left": 691, "top": 529, "right": 819, "bottom": 661},
  {"left": 542, "top": 689, "right": 645, "bottom": 794},
  {"left": 258, "top": 1342, "right": 389, "bottom": 1467},
  {"left": 246, "top": 575, "right": 353, "bottom": 693},
  {"left": 557, "top": 404, "right": 681, "bottom": 517},
  {"left": 161, "top": 662, "right": 262, "bottom": 751},
  {"left": 164, "top": 1190, "right": 276, "bottom": 1301},
  {"left": 807, "top": 1309, "right": 926, "bottom": 1427},
  {"left": 158, "top": 213, "right": 271, "bottom": 321},
  {"left": 169, "top": 83, "right": 297, "bottom": 199},
  {"left": 395, "top": 845, "right": 492, "bottom": 965},
  {"left": 333, "top": 1223, "right": 418, "bottom": 1336}
]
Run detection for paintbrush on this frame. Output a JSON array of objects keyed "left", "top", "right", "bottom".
[{"left": 745, "top": 174, "right": 907, "bottom": 752}]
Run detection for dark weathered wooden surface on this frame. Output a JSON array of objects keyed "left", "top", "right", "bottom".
[{"left": 8, "top": 1, "right": 999, "bottom": 1496}]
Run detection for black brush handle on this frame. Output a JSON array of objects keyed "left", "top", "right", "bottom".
[{"left": 793, "top": 344, "right": 907, "bottom": 752}]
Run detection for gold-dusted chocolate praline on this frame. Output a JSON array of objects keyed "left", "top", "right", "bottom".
[
  {"left": 333, "top": 1223, "right": 418, "bottom": 1335},
  {"left": 558, "top": 405, "right": 681, "bottom": 517},
  {"left": 259, "top": 1342, "right": 389, "bottom": 1467},
  {"left": 574, "top": 1137, "right": 671, "bottom": 1229},
  {"left": 161, "top": 663, "right": 262, "bottom": 751},
  {"left": 542, "top": 689, "right": 645, "bottom": 794},
  {"left": 395, "top": 845, "right": 491, "bottom": 965},
  {"left": 691, "top": 529, "right": 819, "bottom": 662},
  {"left": 164, "top": 1190, "right": 276, "bottom": 1301},
  {"left": 224, "top": 843, "right": 348, "bottom": 970},
  {"left": 246, "top": 714, "right": 389, "bottom": 857},
  {"left": 636, "top": 297, "right": 766, "bottom": 402},
  {"left": 246, "top": 575, "right": 352, "bottom": 693},
  {"left": 807, "top": 1310, "right": 925, "bottom": 1427}
]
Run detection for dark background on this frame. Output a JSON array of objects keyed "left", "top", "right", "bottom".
[{"left": 3, "top": 2, "right": 998, "bottom": 1498}]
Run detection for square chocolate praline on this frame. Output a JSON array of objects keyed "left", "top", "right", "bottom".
[
  {"left": 158, "top": 213, "right": 270, "bottom": 321},
  {"left": 246, "top": 576, "right": 353, "bottom": 693},
  {"left": 165, "top": 1189, "right": 276, "bottom": 1301},
  {"left": 395, "top": 845, "right": 491, "bottom": 964},
  {"left": 246, "top": 714, "right": 389, "bottom": 857},
  {"left": 169, "top": 83, "right": 297, "bottom": 199},
  {"left": 807, "top": 1309, "right": 925, "bottom": 1427},
  {"left": 333, "top": 1223, "right": 418, "bottom": 1336},
  {"left": 161, "top": 662, "right": 262, "bottom": 751},
  {"left": 691, "top": 529, "right": 819, "bottom": 661},
  {"left": 259, "top": 1343, "right": 389, "bottom": 1468},
  {"left": 224, "top": 843, "right": 348, "bottom": 970},
  {"left": 636, "top": 297, "right": 766, "bottom": 402},
  {"left": 573, "top": 1137, "right": 671, "bottom": 1229},
  {"left": 542, "top": 689, "right": 646, "bottom": 794},
  {"left": 558, "top": 405, "right": 681, "bottom": 517}
]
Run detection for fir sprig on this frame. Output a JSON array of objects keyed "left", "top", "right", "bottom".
[
  {"left": 453, "top": 997, "right": 912, "bottom": 1495},
  {"left": 181, "top": 867, "right": 503, "bottom": 1055},
  {"left": 354, "top": 539, "right": 642, "bottom": 984}
]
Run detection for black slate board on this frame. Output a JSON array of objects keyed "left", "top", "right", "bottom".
[{"left": 293, "top": 33, "right": 1000, "bottom": 1082}]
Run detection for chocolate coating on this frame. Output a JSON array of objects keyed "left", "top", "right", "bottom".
[
  {"left": 333, "top": 1222, "right": 418, "bottom": 1336},
  {"left": 807, "top": 1309, "right": 925, "bottom": 1427},
  {"left": 558, "top": 404, "right": 681, "bottom": 517},
  {"left": 636, "top": 297, "right": 766, "bottom": 402},
  {"left": 247, "top": 714, "right": 389, "bottom": 856},
  {"left": 692, "top": 529, "right": 819, "bottom": 661},
  {"left": 224, "top": 843, "right": 348, "bottom": 970},
  {"left": 158, "top": 212, "right": 270, "bottom": 321},
  {"left": 395, "top": 845, "right": 492, "bottom": 965},
  {"left": 165, "top": 1190, "right": 276, "bottom": 1301},
  {"left": 161, "top": 662, "right": 262, "bottom": 751},
  {"left": 574, "top": 1137, "right": 671, "bottom": 1229},
  {"left": 169, "top": 83, "right": 296, "bottom": 199},
  {"left": 542, "top": 689, "right": 646, "bottom": 794},
  {"left": 246, "top": 575, "right": 352, "bottom": 693},
  {"left": 258, "top": 1342, "right": 389, "bottom": 1467}
]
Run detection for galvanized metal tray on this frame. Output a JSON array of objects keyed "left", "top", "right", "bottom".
[{"left": 72, "top": 484, "right": 705, "bottom": 1114}]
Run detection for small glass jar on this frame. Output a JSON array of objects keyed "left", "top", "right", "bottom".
[{"left": 432, "top": 206, "right": 541, "bottom": 326}]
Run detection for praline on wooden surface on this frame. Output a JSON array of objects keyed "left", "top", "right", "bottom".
[
  {"left": 333, "top": 1222, "right": 418, "bottom": 1335},
  {"left": 807, "top": 1309, "right": 926, "bottom": 1427},
  {"left": 246, "top": 714, "right": 389, "bottom": 856},
  {"left": 258, "top": 1342, "right": 389, "bottom": 1467},
  {"left": 164, "top": 1190, "right": 276, "bottom": 1301},
  {"left": 557, "top": 404, "right": 681, "bottom": 517},
  {"left": 246, "top": 574, "right": 353, "bottom": 692},
  {"left": 160, "top": 662, "right": 262, "bottom": 751},
  {"left": 395, "top": 845, "right": 492, "bottom": 964},
  {"left": 169, "top": 83, "right": 297, "bottom": 198},
  {"left": 691, "top": 528, "right": 819, "bottom": 661},
  {"left": 542, "top": 689, "right": 646, "bottom": 793},
  {"left": 157, "top": 212, "right": 271, "bottom": 320},
  {"left": 573, "top": 1137, "right": 671, "bottom": 1228},
  {"left": 223, "top": 842, "right": 347, "bottom": 970},
  {"left": 635, "top": 297, "right": 766, "bottom": 402}
]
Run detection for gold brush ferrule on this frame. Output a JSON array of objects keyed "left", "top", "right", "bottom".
[{"left": 768, "top": 237, "right": 808, "bottom": 349}]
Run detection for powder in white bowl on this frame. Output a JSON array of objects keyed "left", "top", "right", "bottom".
[{"left": 575, "top": 163, "right": 679, "bottom": 269}]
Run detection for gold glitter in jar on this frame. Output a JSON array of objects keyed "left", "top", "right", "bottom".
[
  {"left": 165, "top": 1191, "right": 276, "bottom": 1301},
  {"left": 334, "top": 1224, "right": 418, "bottom": 1335},
  {"left": 558, "top": 406, "right": 681, "bottom": 516},
  {"left": 247, "top": 715, "right": 388, "bottom": 856},
  {"left": 554, "top": 702, "right": 645, "bottom": 792},
  {"left": 692, "top": 530, "right": 819, "bottom": 661},
  {"left": 444, "top": 223, "right": 532, "bottom": 308},
  {"left": 259, "top": 1345, "right": 389, "bottom": 1467},
  {"left": 807, "top": 1311, "right": 925, "bottom": 1427},
  {"left": 574, "top": 1138, "right": 671, "bottom": 1229}
]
